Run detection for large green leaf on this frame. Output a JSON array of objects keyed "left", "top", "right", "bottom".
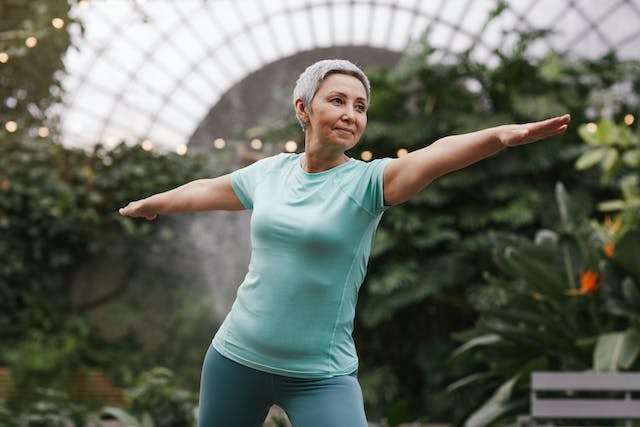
[
  {"left": 574, "top": 148, "right": 606, "bottom": 170},
  {"left": 614, "top": 229, "right": 640, "bottom": 282},
  {"left": 602, "top": 148, "right": 620, "bottom": 173},
  {"left": 597, "top": 199, "right": 628, "bottom": 211},
  {"left": 100, "top": 407, "right": 141, "bottom": 427},
  {"left": 451, "top": 334, "right": 502, "bottom": 360},
  {"left": 463, "top": 374, "right": 521, "bottom": 427},
  {"left": 593, "top": 329, "right": 640, "bottom": 371},
  {"left": 577, "top": 124, "right": 601, "bottom": 146},
  {"left": 622, "top": 149, "right": 640, "bottom": 167},
  {"left": 622, "top": 278, "right": 640, "bottom": 306},
  {"left": 446, "top": 371, "right": 495, "bottom": 393},
  {"left": 555, "top": 182, "right": 575, "bottom": 230}
]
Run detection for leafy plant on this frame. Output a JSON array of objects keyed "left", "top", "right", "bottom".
[
  {"left": 0, "top": 388, "right": 90, "bottom": 427},
  {"left": 447, "top": 115, "right": 640, "bottom": 426},
  {"left": 126, "top": 367, "right": 197, "bottom": 427},
  {"left": 448, "top": 182, "right": 640, "bottom": 426},
  {"left": 575, "top": 118, "right": 640, "bottom": 227}
]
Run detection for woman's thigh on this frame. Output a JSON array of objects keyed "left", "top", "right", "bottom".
[
  {"left": 197, "top": 345, "right": 273, "bottom": 427},
  {"left": 274, "top": 372, "right": 367, "bottom": 427}
]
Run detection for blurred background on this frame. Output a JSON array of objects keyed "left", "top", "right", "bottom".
[{"left": 1, "top": 0, "right": 639, "bottom": 426}]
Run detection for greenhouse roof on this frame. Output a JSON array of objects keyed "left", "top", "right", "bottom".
[{"left": 59, "top": 0, "right": 640, "bottom": 151}]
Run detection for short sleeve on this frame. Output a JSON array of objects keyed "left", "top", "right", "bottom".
[
  {"left": 353, "top": 157, "right": 394, "bottom": 216},
  {"left": 230, "top": 154, "right": 280, "bottom": 209}
]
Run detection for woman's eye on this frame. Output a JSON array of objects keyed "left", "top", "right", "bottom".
[{"left": 331, "top": 98, "right": 343, "bottom": 104}]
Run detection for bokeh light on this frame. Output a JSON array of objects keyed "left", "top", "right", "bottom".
[{"left": 284, "top": 140, "right": 297, "bottom": 152}]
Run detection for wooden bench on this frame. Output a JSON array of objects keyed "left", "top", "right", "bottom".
[{"left": 517, "top": 372, "right": 640, "bottom": 427}]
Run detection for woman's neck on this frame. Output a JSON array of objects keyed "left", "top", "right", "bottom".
[{"left": 300, "top": 150, "right": 349, "bottom": 173}]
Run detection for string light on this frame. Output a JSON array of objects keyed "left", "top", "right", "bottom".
[
  {"left": 141, "top": 139, "right": 153, "bottom": 151},
  {"left": 624, "top": 114, "right": 634, "bottom": 126},
  {"left": 105, "top": 136, "right": 119, "bottom": 147},
  {"left": 397, "top": 148, "right": 408, "bottom": 157},
  {"left": 5, "top": 121, "right": 17, "bottom": 132},
  {"left": 176, "top": 143, "right": 187, "bottom": 155},
  {"left": 586, "top": 122, "right": 597, "bottom": 133},
  {"left": 79, "top": 0, "right": 90, "bottom": 9},
  {"left": 25, "top": 37, "right": 38, "bottom": 48},
  {"left": 213, "top": 138, "right": 225, "bottom": 149},
  {"left": 52, "top": 18, "right": 65, "bottom": 29},
  {"left": 38, "top": 127, "right": 49, "bottom": 137},
  {"left": 284, "top": 140, "right": 297, "bottom": 152},
  {"left": 360, "top": 150, "right": 372, "bottom": 161},
  {"left": 250, "top": 138, "right": 263, "bottom": 150},
  {"left": 0, "top": 53, "right": 8, "bottom": 63}
]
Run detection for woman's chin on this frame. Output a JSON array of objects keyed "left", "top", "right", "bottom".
[{"left": 330, "top": 134, "right": 355, "bottom": 145}]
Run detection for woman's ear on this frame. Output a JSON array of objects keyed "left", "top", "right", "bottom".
[{"left": 294, "top": 99, "right": 309, "bottom": 124}]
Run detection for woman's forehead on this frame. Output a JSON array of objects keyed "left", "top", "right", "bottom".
[{"left": 317, "top": 73, "right": 367, "bottom": 99}]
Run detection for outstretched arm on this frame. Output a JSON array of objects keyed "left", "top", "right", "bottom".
[
  {"left": 383, "top": 114, "right": 571, "bottom": 206},
  {"left": 118, "top": 174, "right": 245, "bottom": 220}
]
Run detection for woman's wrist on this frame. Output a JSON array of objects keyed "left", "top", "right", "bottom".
[
  {"left": 495, "top": 125, "right": 515, "bottom": 148},
  {"left": 144, "top": 193, "right": 165, "bottom": 215}
]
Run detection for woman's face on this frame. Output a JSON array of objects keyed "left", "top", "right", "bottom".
[{"left": 306, "top": 73, "right": 368, "bottom": 151}]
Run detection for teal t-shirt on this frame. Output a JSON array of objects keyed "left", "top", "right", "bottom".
[{"left": 211, "top": 152, "right": 394, "bottom": 378}]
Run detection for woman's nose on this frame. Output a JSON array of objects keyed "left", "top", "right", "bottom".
[{"left": 341, "top": 108, "right": 356, "bottom": 122}]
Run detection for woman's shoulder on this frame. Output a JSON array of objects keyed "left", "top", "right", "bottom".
[
  {"left": 253, "top": 152, "right": 293, "bottom": 170},
  {"left": 339, "top": 156, "right": 392, "bottom": 176}
]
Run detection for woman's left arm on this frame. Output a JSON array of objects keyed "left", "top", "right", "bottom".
[{"left": 383, "top": 114, "right": 571, "bottom": 206}]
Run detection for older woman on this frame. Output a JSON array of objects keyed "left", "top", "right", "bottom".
[{"left": 119, "top": 59, "right": 570, "bottom": 426}]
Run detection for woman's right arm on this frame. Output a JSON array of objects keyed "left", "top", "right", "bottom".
[{"left": 118, "top": 174, "right": 245, "bottom": 220}]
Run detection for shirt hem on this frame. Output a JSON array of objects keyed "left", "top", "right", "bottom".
[{"left": 211, "top": 337, "right": 358, "bottom": 379}]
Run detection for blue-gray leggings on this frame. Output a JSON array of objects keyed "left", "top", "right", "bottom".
[{"left": 197, "top": 345, "right": 367, "bottom": 427}]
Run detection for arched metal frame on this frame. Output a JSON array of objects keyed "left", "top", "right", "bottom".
[{"left": 60, "top": 0, "right": 640, "bottom": 151}]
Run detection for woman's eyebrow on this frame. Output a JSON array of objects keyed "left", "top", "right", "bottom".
[{"left": 327, "top": 91, "right": 367, "bottom": 102}]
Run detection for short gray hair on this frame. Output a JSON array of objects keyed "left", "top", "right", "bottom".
[{"left": 292, "top": 59, "right": 371, "bottom": 131}]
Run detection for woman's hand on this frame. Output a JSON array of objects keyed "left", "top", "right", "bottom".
[
  {"left": 119, "top": 199, "right": 157, "bottom": 220},
  {"left": 497, "top": 114, "right": 571, "bottom": 147}
]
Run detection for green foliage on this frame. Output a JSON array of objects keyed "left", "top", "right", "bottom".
[
  {"left": 359, "top": 48, "right": 637, "bottom": 422},
  {"left": 574, "top": 119, "right": 640, "bottom": 224},
  {"left": 0, "top": 0, "right": 82, "bottom": 141},
  {"left": 448, "top": 134, "right": 640, "bottom": 426},
  {"left": 446, "top": 107, "right": 640, "bottom": 426},
  {"left": 448, "top": 183, "right": 640, "bottom": 426},
  {"left": 4, "top": 316, "right": 90, "bottom": 403},
  {"left": 0, "top": 388, "right": 90, "bottom": 427},
  {"left": 1, "top": 2, "right": 219, "bottom": 420},
  {"left": 593, "top": 329, "right": 640, "bottom": 372},
  {"left": 0, "top": 137, "right": 215, "bottom": 422},
  {"left": 127, "top": 367, "right": 197, "bottom": 427},
  {"left": 0, "top": 365, "right": 198, "bottom": 427}
]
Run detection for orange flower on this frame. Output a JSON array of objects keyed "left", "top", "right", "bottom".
[
  {"left": 566, "top": 269, "right": 600, "bottom": 296},
  {"left": 580, "top": 269, "right": 600, "bottom": 293},
  {"left": 603, "top": 241, "right": 615, "bottom": 258}
]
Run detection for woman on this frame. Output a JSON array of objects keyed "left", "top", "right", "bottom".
[{"left": 119, "top": 59, "right": 570, "bottom": 426}]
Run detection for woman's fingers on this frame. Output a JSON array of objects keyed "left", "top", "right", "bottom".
[
  {"left": 118, "top": 200, "right": 157, "bottom": 221},
  {"left": 532, "top": 115, "right": 569, "bottom": 133},
  {"left": 525, "top": 114, "right": 571, "bottom": 141},
  {"left": 119, "top": 201, "right": 140, "bottom": 217},
  {"left": 500, "top": 114, "right": 570, "bottom": 146}
]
